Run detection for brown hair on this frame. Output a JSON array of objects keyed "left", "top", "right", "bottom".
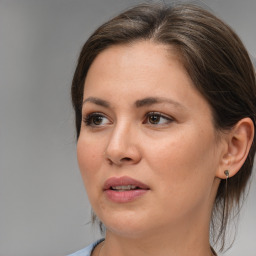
[{"left": 71, "top": 2, "right": 256, "bottom": 251}]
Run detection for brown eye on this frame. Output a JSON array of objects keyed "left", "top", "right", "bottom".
[
  {"left": 92, "top": 116, "right": 104, "bottom": 125},
  {"left": 83, "top": 113, "right": 110, "bottom": 127},
  {"left": 145, "top": 112, "right": 173, "bottom": 125},
  {"left": 148, "top": 114, "right": 161, "bottom": 124}
]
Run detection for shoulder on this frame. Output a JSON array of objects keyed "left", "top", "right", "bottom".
[{"left": 67, "top": 239, "right": 104, "bottom": 256}]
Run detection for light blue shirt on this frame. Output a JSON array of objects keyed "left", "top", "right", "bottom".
[{"left": 68, "top": 239, "right": 104, "bottom": 256}]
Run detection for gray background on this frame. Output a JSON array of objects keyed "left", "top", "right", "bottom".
[{"left": 0, "top": 0, "right": 255, "bottom": 255}]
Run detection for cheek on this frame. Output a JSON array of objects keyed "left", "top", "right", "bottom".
[
  {"left": 143, "top": 133, "right": 218, "bottom": 218},
  {"left": 77, "top": 136, "right": 103, "bottom": 189},
  {"left": 145, "top": 127, "right": 217, "bottom": 191}
]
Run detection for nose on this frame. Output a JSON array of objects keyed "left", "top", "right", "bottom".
[{"left": 105, "top": 123, "right": 141, "bottom": 166}]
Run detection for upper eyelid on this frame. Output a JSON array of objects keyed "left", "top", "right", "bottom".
[
  {"left": 83, "top": 111, "right": 172, "bottom": 118},
  {"left": 145, "top": 111, "right": 174, "bottom": 120},
  {"left": 83, "top": 111, "right": 108, "bottom": 118},
  {"left": 83, "top": 112, "right": 110, "bottom": 121},
  {"left": 87, "top": 111, "right": 106, "bottom": 116}
]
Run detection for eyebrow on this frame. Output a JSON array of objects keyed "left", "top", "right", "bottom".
[
  {"left": 83, "top": 97, "right": 110, "bottom": 108},
  {"left": 82, "top": 96, "right": 184, "bottom": 109},
  {"left": 135, "top": 97, "right": 184, "bottom": 109}
]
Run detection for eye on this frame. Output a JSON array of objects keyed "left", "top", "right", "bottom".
[
  {"left": 144, "top": 112, "right": 173, "bottom": 125},
  {"left": 83, "top": 112, "right": 111, "bottom": 127}
]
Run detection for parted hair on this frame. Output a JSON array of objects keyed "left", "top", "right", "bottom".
[{"left": 71, "top": 2, "right": 256, "bottom": 251}]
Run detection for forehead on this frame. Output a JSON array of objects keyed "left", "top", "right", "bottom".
[
  {"left": 88, "top": 40, "right": 182, "bottom": 72},
  {"left": 84, "top": 41, "right": 188, "bottom": 94}
]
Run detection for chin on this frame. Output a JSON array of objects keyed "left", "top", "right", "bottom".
[
  {"left": 98, "top": 210, "right": 153, "bottom": 237},
  {"left": 99, "top": 209, "right": 171, "bottom": 239}
]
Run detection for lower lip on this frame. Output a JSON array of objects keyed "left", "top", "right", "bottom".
[{"left": 104, "top": 189, "right": 148, "bottom": 203}]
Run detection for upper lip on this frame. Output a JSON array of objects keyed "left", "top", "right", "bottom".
[{"left": 103, "top": 176, "right": 150, "bottom": 190}]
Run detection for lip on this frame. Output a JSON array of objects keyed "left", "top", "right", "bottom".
[
  {"left": 103, "top": 176, "right": 149, "bottom": 190},
  {"left": 103, "top": 176, "right": 150, "bottom": 203}
]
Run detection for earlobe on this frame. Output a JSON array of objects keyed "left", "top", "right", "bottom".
[{"left": 216, "top": 117, "right": 254, "bottom": 179}]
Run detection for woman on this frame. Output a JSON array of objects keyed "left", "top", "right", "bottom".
[{"left": 69, "top": 2, "right": 256, "bottom": 256}]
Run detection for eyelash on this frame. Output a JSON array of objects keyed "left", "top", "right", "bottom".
[
  {"left": 83, "top": 112, "right": 110, "bottom": 127},
  {"left": 82, "top": 112, "right": 174, "bottom": 127},
  {"left": 144, "top": 112, "right": 173, "bottom": 125}
]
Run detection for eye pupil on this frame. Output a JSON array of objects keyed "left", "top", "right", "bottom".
[
  {"left": 149, "top": 114, "right": 160, "bottom": 124},
  {"left": 93, "top": 116, "right": 103, "bottom": 125}
]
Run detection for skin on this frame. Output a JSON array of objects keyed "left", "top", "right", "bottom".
[{"left": 76, "top": 41, "right": 253, "bottom": 256}]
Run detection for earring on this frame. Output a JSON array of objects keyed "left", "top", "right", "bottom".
[
  {"left": 224, "top": 170, "right": 229, "bottom": 197},
  {"left": 221, "top": 169, "right": 230, "bottom": 244},
  {"left": 224, "top": 170, "right": 229, "bottom": 179}
]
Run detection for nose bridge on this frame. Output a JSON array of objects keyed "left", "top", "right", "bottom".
[
  {"left": 107, "top": 119, "right": 132, "bottom": 153},
  {"left": 105, "top": 118, "right": 140, "bottom": 165}
]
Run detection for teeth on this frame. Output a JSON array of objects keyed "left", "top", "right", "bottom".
[{"left": 111, "top": 185, "right": 137, "bottom": 191}]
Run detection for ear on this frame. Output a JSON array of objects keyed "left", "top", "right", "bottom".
[{"left": 216, "top": 118, "right": 254, "bottom": 179}]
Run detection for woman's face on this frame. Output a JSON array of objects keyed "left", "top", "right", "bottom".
[{"left": 77, "top": 41, "right": 223, "bottom": 238}]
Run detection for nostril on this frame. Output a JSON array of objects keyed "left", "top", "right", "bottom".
[
  {"left": 121, "top": 157, "right": 132, "bottom": 162},
  {"left": 106, "top": 157, "right": 132, "bottom": 166}
]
